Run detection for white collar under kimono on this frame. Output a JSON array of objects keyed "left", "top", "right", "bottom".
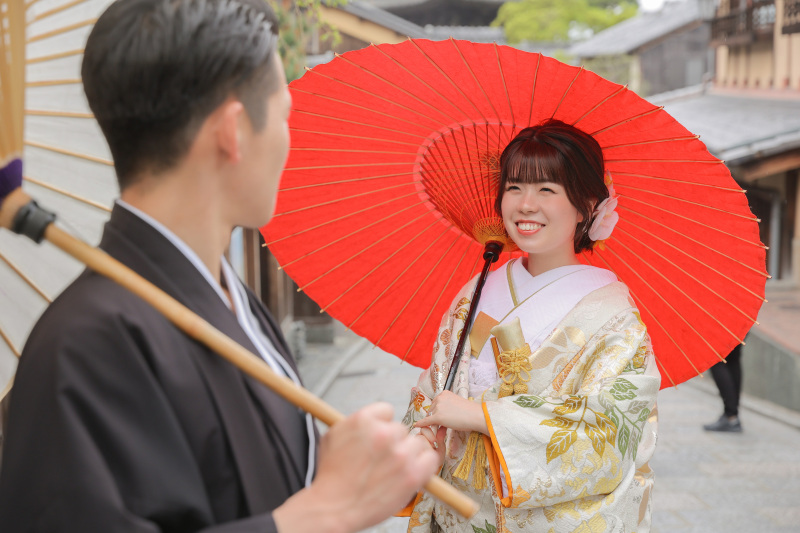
[
  {"left": 116, "top": 200, "right": 316, "bottom": 487},
  {"left": 469, "top": 259, "right": 617, "bottom": 397}
]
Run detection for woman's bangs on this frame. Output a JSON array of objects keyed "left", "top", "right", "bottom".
[{"left": 504, "top": 143, "right": 565, "bottom": 186}]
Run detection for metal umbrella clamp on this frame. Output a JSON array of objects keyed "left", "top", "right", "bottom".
[{"left": 262, "top": 38, "right": 768, "bottom": 388}]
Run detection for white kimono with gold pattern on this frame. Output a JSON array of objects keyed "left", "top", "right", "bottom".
[{"left": 402, "top": 261, "right": 660, "bottom": 533}]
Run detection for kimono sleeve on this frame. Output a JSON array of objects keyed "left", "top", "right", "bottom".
[
  {"left": 400, "top": 283, "right": 474, "bottom": 432},
  {"left": 482, "top": 310, "right": 660, "bottom": 509},
  {"left": 0, "top": 300, "right": 277, "bottom": 532}
]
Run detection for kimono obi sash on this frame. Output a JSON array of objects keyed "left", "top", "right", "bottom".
[{"left": 468, "top": 259, "right": 617, "bottom": 397}]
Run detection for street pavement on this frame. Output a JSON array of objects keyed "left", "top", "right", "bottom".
[{"left": 296, "top": 328, "right": 800, "bottom": 533}]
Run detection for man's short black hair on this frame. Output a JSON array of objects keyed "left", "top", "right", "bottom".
[{"left": 82, "top": 0, "right": 280, "bottom": 189}]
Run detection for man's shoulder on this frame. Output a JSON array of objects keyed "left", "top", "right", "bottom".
[{"left": 26, "top": 269, "right": 161, "bottom": 351}]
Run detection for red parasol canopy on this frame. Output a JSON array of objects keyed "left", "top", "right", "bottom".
[{"left": 261, "top": 39, "right": 767, "bottom": 389}]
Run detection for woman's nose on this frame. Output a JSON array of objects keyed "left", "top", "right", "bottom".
[{"left": 520, "top": 190, "right": 538, "bottom": 212}]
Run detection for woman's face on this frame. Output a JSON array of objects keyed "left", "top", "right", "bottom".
[{"left": 501, "top": 180, "right": 583, "bottom": 270}]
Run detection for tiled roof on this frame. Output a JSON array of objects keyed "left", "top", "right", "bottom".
[
  {"left": 367, "top": 0, "right": 504, "bottom": 7},
  {"left": 570, "top": 0, "right": 707, "bottom": 58},
  {"left": 649, "top": 86, "right": 800, "bottom": 165},
  {"left": 342, "top": 1, "right": 427, "bottom": 38}
]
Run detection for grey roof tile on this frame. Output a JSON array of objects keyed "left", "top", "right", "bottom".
[
  {"left": 649, "top": 86, "right": 800, "bottom": 164},
  {"left": 570, "top": 0, "right": 704, "bottom": 57},
  {"left": 342, "top": 1, "right": 427, "bottom": 38}
]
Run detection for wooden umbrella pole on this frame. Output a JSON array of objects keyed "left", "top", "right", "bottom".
[{"left": 0, "top": 189, "right": 478, "bottom": 519}]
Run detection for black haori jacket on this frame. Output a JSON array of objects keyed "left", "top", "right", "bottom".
[{"left": 0, "top": 205, "right": 315, "bottom": 531}]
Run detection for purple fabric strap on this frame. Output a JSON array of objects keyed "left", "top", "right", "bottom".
[{"left": 0, "top": 158, "right": 23, "bottom": 204}]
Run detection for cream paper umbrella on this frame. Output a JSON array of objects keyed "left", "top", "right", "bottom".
[{"left": 0, "top": 0, "right": 117, "bottom": 399}]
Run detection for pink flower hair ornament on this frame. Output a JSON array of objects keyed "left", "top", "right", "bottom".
[{"left": 588, "top": 172, "right": 619, "bottom": 243}]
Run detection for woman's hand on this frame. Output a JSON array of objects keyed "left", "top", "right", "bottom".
[
  {"left": 415, "top": 425, "right": 447, "bottom": 467},
  {"left": 414, "top": 390, "right": 489, "bottom": 435}
]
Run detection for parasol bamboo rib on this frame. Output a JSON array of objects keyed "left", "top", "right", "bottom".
[
  {"left": 423, "top": 134, "right": 492, "bottom": 219},
  {"left": 459, "top": 124, "right": 497, "bottom": 206},
  {"left": 611, "top": 230, "right": 755, "bottom": 340},
  {"left": 603, "top": 243, "right": 725, "bottom": 368},
  {"left": 30, "top": 0, "right": 91, "bottom": 22},
  {"left": 582, "top": 251, "right": 678, "bottom": 388},
  {"left": 419, "top": 154, "right": 482, "bottom": 215},
  {"left": 422, "top": 129, "right": 477, "bottom": 208},
  {"left": 526, "top": 53, "right": 542, "bottom": 127},
  {"left": 313, "top": 218, "right": 444, "bottom": 311},
  {"left": 571, "top": 85, "right": 627, "bottom": 127},
  {"left": 292, "top": 109, "right": 427, "bottom": 140},
  {"left": 288, "top": 128, "right": 420, "bottom": 148},
  {"left": 25, "top": 139, "right": 113, "bottom": 165},
  {"left": 589, "top": 107, "right": 663, "bottom": 136},
  {"left": 302, "top": 67, "right": 457, "bottom": 128},
  {"left": 615, "top": 226, "right": 760, "bottom": 324},
  {"left": 26, "top": 79, "right": 82, "bottom": 87},
  {"left": 607, "top": 158, "right": 724, "bottom": 164},
  {"left": 619, "top": 217, "right": 767, "bottom": 301},
  {"left": 375, "top": 234, "right": 463, "bottom": 347},
  {"left": 409, "top": 39, "right": 485, "bottom": 120},
  {"left": 612, "top": 171, "right": 744, "bottom": 191},
  {"left": 26, "top": 19, "right": 97, "bottom": 43},
  {"left": 369, "top": 42, "right": 473, "bottom": 124},
  {"left": 403, "top": 246, "right": 479, "bottom": 362},
  {"left": 587, "top": 248, "right": 702, "bottom": 379},
  {"left": 26, "top": 109, "right": 94, "bottom": 119},
  {"left": 451, "top": 38, "right": 501, "bottom": 124},
  {"left": 619, "top": 195, "right": 767, "bottom": 248},
  {"left": 291, "top": 147, "right": 416, "bottom": 156},
  {"left": 0, "top": 325, "right": 20, "bottom": 358},
  {"left": 26, "top": 49, "right": 84, "bottom": 63},
  {"left": 282, "top": 161, "right": 413, "bottom": 172},
  {"left": 296, "top": 210, "right": 433, "bottom": 290},
  {"left": 21, "top": 220, "right": 478, "bottom": 519},
  {"left": 266, "top": 193, "right": 427, "bottom": 247},
  {"left": 321, "top": 224, "right": 458, "bottom": 315},
  {"left": 618, "top": 206, "right": 772, "bottom": 276},
  {"left": 616, "top": 183, "right": 759, "bottom": 221},
  {"left": 24, "top": 176, "right": 111, "bottom": 212},
  {"left": 273, "top": 183, "right": 414, "bottom": 218},
  {"left": 279, "top": 172, "right": 410, "bottom": 192},
  {"left": 550, "top": 67, "right": 583, "bottom": 119},
  {"left": 425, "top": 127, "right": 490, "bottom": 207},
  {"left": 0, "top": 250, "right": 51, "bottom": 302},
  {"left": 292, "top": 87, "right": 444, "bottom": 132},
  {"left": 281, "top": 204, "right": 427, "bottom": 270},
  {"left": 493, "top": 43, "right": 516, "bottom": 133},
  {"left": 602, "top": 136, "right": 700, "bottom": 149},
  {"left": 346, "top": 224, "right": 454, "bottom": 328}
]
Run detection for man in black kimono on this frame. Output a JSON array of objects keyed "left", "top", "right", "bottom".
[{"left": 0, "top": 0, "right": 439, "bottom": 531}]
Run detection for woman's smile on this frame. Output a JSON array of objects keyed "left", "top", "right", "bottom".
[{"left": 501, "top": 180, "right": 583, "bottom": 275}]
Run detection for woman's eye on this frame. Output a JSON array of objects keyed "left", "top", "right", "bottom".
[
  {"left": 540, "top": 187, "right": 554, "bottom": 193},
  {"left": 506, "top": 184, "right": 521, "bottom": 191}
]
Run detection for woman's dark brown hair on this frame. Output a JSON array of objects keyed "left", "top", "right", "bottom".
[{"left": 494, "top": 119, "right": 607, "bottom": 253}]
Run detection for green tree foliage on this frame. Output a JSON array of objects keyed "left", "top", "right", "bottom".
[
  {"left": 492, "top": 0, "right": 638, "bottom": 44},
  {"left": 268, "top": 0, "right": 347, "bottom": 81}
]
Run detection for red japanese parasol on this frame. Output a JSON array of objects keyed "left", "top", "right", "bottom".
[{"left": 261, "top": 38, "right": 767, "bottom": 389}]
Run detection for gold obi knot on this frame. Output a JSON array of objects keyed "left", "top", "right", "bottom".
[{"left": 497, "top": 344, "right": 533, "bottom": 398}]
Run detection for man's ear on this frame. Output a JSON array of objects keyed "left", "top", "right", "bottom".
[{"left": 215, "top": 98, "right": 246, "bottom": 164}]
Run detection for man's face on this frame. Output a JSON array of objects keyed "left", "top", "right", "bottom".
[{"left": 230, "top": 55, "right": 291, "bottom": 228}]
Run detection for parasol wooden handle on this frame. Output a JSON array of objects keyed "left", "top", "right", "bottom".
[{"left": 41, "top": 221, "right": 479, "bottom": 520}]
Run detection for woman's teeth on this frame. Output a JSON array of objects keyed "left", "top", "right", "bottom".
[{"left": 518, "top": 222, "right": 542, "bottom": 231}]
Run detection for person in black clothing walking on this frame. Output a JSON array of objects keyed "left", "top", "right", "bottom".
[{"left": 703, "top": 344, "right": 744, "bottom": 432}]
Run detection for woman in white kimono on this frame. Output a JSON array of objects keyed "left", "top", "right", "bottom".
[{"left": 402, "top": 120, "right": 661, "bottom": 533}]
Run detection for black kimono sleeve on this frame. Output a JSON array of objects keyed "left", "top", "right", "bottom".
[{"left": 0, "top": 290, "right": 278, "bottom": 532}]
